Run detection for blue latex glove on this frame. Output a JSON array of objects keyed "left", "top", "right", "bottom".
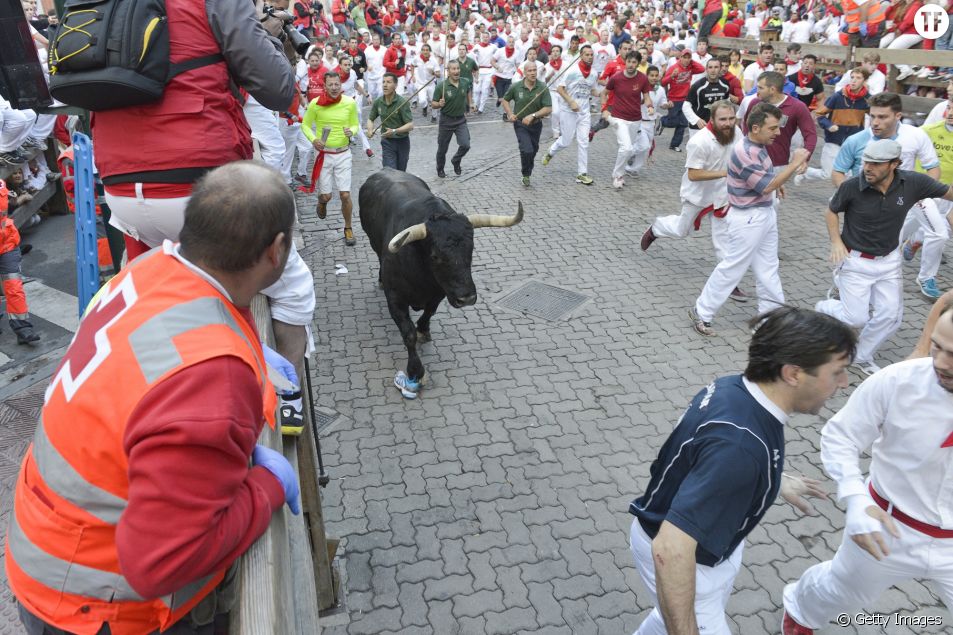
[
  {"left": 859, "top": 23, "right": 868, "bottom": 37},
  {"left": 253, "top": 445, "right": 301, "bottom": 515},
  {"left": 262, "top": 344, "right": 299, "bottom": 393}
]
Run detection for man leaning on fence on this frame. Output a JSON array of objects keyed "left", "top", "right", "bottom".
[{"left": 6, "top": 162, "right": 302, "bottom": 635}]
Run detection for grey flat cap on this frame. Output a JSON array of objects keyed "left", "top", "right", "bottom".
[{"left": 862, "top": 139, "right": 902, "bottom": 163}]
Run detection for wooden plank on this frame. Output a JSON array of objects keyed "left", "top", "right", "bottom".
[
  {"left": 11, "top": 180, "right": 55, "bottom": 228},
  {"left": 285, "top": 434, "right": 322, "bottom": 634},
  {"left": 900, "top": 94, "right": 944, "bottom": 115},
  {"left": 854, "top": 47, "right": 953, "bottom": 67}
]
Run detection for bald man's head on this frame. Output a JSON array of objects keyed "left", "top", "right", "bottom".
[{"left": 180, "top": 161, "right": 295, "bottom": 272}]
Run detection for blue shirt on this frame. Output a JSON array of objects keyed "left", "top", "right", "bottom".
[{"left": 629, "top": 375, "right": 787, "bottom": 566}]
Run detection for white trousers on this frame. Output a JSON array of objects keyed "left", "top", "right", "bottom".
[
  {"left": 474, "top": 71, "right": 493, "bottom": 112},
  {"left": 548, "top": 108, "right": 591, "bottom": 175},
  {"left": 280, "top": 122, "right": 312, "bottom": 181},
  {"left": 900, "top": 198, "right": 951, "bottom": 282},
  {"left": 365, "top": 75, "right": 383, "bottom": 101},
  {"left": 652, "top": 202, "right": 727, "bottom": 258},
  {"left": 610, "top": 115, "right": 651, "bottom": 178},
  {"left": 0, "top": 108, "right": 35, "bottom": 152},
  {"left": 815, "top": 250, "right": 903, "bottom": 364},
  {"left": 694, "top": 204, "right": 784, "bottom": 323},
  {"left": 879, "top": 33, "right": 924, "bottom": 74},
  {"left": 802, "top": 142, "right": 839, "bottom": 183},
  {"left": 243, "top": 96, "right": 285, "bottom": 172},
  {"left": 783, "top": 512, "right": 953, "bottom": 630},
  {"left": 629, "top": 518, "right": 743, "bottom": 635},
  {"left": 549, "top": 90, "right": 561, "bottom": 136},
  {"left": 417, "top": 82, "right": 435, "bottom": 110},
  {"left": 105, "top": 189, "right": 316, "bottom": 340}
]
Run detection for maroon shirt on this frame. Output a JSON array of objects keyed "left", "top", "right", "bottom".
[
  {"left": 605, "top": 70, "right": 651, "bottom": 121},
  {"left": 742, "top": 95, "right": 818, "bottom": 166}
]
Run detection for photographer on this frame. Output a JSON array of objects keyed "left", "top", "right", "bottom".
[{"left": 94, "top": 0, "right": 315, "bottom": 413}]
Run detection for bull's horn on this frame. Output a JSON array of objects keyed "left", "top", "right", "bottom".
[
  {"left": 467, "top": 201, "right": 524, "bottom": 229},
  {"left": 388, "top": 222, "right": 428, "bottom": 253}
]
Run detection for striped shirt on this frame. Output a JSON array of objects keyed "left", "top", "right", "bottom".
[{"left": 727, "top": 137, "right": 776, "bottom": 210}]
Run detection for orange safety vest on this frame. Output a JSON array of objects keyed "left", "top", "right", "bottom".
[
  {"left": 0, "top": 179, "right": 20, "bottom": 254},
  {"left": 5, "top": 242, "right": 277, "bottom": 635},
  {"left": 844, "top": 0, "right": 887, "bottom": 32}
]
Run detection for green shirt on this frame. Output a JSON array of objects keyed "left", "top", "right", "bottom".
[
  {"left": 457, "top": 56, "right": 479, "bottom": 83},
  {"left": 502, "top": 80, "right": 552, "bottom": 120},
  {"left": 920, "top": 121, "right": 953, "bottom": 181},
  {"left": 301, "top": 95, "right": 359, "bottom": 148},
  {"left": 369, "top": 94, "right": 413, "bottom": 139},
  {"left": 433, "top": 77, "right": 471, "bottom": 117},
  {"left": 350, "top": 5, "right": 366, "bottom": 29}
]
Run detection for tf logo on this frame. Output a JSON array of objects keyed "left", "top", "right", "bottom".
[{"left": 914, "top": 4, "right": 950, "bottom": 40}]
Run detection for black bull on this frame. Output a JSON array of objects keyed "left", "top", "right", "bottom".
[{"left": 359, "top": 169, "right": 524, "bottom": 384}]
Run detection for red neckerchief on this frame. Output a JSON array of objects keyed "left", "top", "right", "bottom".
[
  {"left": 316, "top": 93, "right": 342, "bottom": 106},
  {"left": 421, "top": 53, "right": 431, "bottom": 61},
  {"left": 757, "top": 60, "right": 768, "bottom": 70},
  {"left": 372, "top": 44, "right": 381, "bottom": 50},
  {"left": 706, "top": 119, "right": 716, "bottom": 134},
  {"left": 504, "top": 46, "right": 515, "bottom": 57},
  {"left": 796, "top": 71, "right": 814, "bottom": 87},
  {"left": 550, "top": 58, "right": 562, "bottom": 71},
  {"left": 843, "top": 84, "right": 868, "bottom": 101},
  {"left": 479, "top": 41, "right": 491, "bottom": 47},
  {"left": 579, "top": 60, "right": 592, "bottom": 78}
]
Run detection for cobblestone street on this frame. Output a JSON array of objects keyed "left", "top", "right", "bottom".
[{"left": 298, "top": 107, "right": 951, "bottom": 635}]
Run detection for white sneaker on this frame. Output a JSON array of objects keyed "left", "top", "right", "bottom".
[
  {"left": 916, "top": 67, "right": 933, "bottom": 78},
  {"left": 793, "top": 173, "right": 805, "bottom": 186},
  {"left": 895, "top": 67, "right": 916, "bottom": 81},
  {"left": 612, "top": 176, "right": 624, "bottom": 189},
  {"left": 852, "top": 361, "right": 881, "bottom": 377}
]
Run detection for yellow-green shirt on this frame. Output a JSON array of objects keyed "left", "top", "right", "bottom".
[
  {"left": 301, "top": 95, "right": 359, "bottom": 149},
  {"left": 921, "top": 121, "right": 953, "bottom": 182}
]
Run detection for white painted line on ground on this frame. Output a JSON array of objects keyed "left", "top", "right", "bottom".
[
  {"left": 23, "top": 280, "right": 79, "bottom": 333},
  {"left": 0, "top": 351, "right": 11, "bottom": 366}
]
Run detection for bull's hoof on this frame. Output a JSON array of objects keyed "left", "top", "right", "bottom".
[
  {"left": 394, "top": 371, "right": 420, "bottom": 399},
  {"left": 416, "top": 329, "right": 431, "bottom": 342}
]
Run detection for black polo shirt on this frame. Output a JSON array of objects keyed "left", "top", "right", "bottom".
[
  {"left": 629, "top": 375, "right": 786, "bottom": 567},
  {"left": 830, "top": 169, "right": 950, "bottom": 256}
]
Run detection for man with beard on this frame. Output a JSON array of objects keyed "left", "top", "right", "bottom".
[
  {"left": 629, "top": 306, "right": 855, "bottom": 635},
  {"left": 301, "top": 72, "right": 360, "bottom": 246},
  {"left": 814, "top": 139, "right": 953, "bottom": 376},
  {"left": 602, "top": 52, "right": 654, "bottom": 188},
  {"left": 781, "top": 301, "right": 953, "bottom": 635},
  {"left": 642, "top": 101, "right": 741, "bottom": 264}
]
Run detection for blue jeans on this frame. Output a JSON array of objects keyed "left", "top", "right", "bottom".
[
  {"left": 937, "top": 22, "right": 953, "bottom": 71},
  {"left": 382, "top": 136, "right": 410, "bottom": 171},
  {"left": 664, "top": 103, "right": 689, "bottom": 149}
]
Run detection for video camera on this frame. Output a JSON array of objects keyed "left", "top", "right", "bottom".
[{"left": 262, "top": 4, "right": 311, "bottom": 56}]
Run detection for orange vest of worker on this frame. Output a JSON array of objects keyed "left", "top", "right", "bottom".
[
  {"left": 0, "top": 179, "right": 20, "bottom": 253},
  {"left": 5, "top": 242, "right": 277, "bottom": 635},
  {"left": 844, "top": 0, "right": 887, "bottom": 31}
]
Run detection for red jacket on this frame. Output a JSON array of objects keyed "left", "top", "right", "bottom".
[
  {"left": 331, "top": 0, "right": 347, "bottom": 23},
  {"left": 93, "top": 0, "right": 247, "bottom": 183},
  {"left": 722, "top": 71, "right": 744, "bottom": 103},
  {"left": 662, "top": 60, "right": 705, "bottom": 101},
  {"left": 383, "top": 45, "right": 407, "bottom": 77}
]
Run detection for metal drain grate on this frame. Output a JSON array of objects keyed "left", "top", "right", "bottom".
[
  {"left": 495, "top": 280, "right": 590, "bottom": 322},
  {"left": 313, "top": 406, "right": 342, "bottom": 434}
]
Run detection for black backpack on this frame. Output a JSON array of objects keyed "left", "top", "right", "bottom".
[{"left": 48, "top": 0, "right": 223, "bottom": 111}]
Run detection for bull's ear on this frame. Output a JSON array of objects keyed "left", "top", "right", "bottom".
[{"left": 388, "top": 222, "right": 429, "bottom": 253}]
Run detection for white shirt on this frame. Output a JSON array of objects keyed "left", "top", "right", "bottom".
[
  {"left": 835, "top": 68, "right": 886, "bottom": 96},
  {"left": 414, "top": 56, "right": 440, "bottom": 84},
  {"left": 592, "top": 42, "right": 616, "bottom": 76},
  {"left": 515, "top": 37, "right": 533, "bottom": 62},
  {"left": 364, "top": 44, "right": 386, "bottom": 79},
  {"left": 473, "top": 43, "right": 497, "bottom": 69},
  {"left": 556, "top": 60, "right": 599, "bottom": 107},
  {"left": 821, "top": 358, "right": 953, "bottom": 528},
  {"left": 681, "top": 127, "right": 738, "bottom": 207},
  {"left": 493, "top": 46, "right": 519, "bottom": 79},
  {"left": 744, "top": 16, "right": 761, "bottom": 38},
  {"left": 925, "top": 100, "right": 949, "bottom": 126},
  {"left": 742, "top": 61, "right": 773, "bottom": 88},
  {"left": 341, "top": 69, "right": 360, "bottom": 100},
  {"left": 643, "top": 84, "right": 668, "bottom": 120}
]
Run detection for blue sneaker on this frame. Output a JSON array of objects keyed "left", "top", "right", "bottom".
[
  {"left": 902, "top": 239, "right": 922, "bottom": 262},
  {"left": 394, "top": 371, "right": 420, "bottom": 399},
  {"left": 919, "top": 278, "right": 942, "bottom": 299}
]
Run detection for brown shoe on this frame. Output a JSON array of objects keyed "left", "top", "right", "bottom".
[
  {"left": 317, "top": 200, "right": 327, "bottom": 219},
  {"left": 344, "top": 227, "right": 356, "bottom": 246},
  {"left": 641, "top": 226, "right": 657, "bottom": 251}
]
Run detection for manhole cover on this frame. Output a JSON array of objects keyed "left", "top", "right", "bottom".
[
  {"left": 495, "top": 281, "right": 590, "bottom": 322},
  {"left": 313, "top": 406, "right": 342, "bottom": 434}
]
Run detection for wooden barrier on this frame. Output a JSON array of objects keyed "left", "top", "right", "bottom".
[
  {"left": 709, "top": 36, "right": 851, "bottom": 73},
  {"left": 853, "top": 47, "right": 953, "bottom": 93},
  {"left": 233, "top": 295, "right": 336, "bottom": 634}
]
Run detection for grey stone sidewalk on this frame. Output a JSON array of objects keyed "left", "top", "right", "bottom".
[{"left": 298, "top": 109, "right": 950, "bottom": 635}]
